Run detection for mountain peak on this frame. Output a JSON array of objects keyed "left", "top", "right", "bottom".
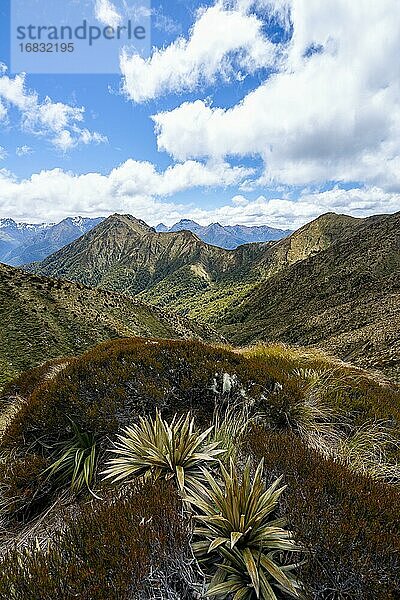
[
  {"left": 0, "top": 218, "right": 18, "bottom": 229},
  {"left": 160, "top": 219, "right": 290, "bottom": 248},
  {"left": 206, "top": 222, "right": 224, "bottom": 230},
  {"left": 106, "top": 213, "right": 154, "bottom": 234},
  {"left": 177, "top": 219, "right": 200, "bottom": 226},
  {"left": 170, "top": 219, "right": 202, "bottom": 233},
  {"left": 311, "top": 212, "right": 360, "bottom": 226}
]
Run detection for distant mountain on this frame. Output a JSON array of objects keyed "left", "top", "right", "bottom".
[
  {"left": 155, "top": 223, "right": 169, "bottom": 232},
  {"left": 0, "top": 218, "right": 50, "bottom": 235},
  {"left": 27, "top": 211, "right": 357, "bottom": 330},
  {"left": 156, "top": 220, "right": 292, "bottom": 249},
  {"left": 26, "top": 214, "right": 252, "bottom": 297},
  {"left": 0, "top": 219, "right": 51, "bottom": 264},
  {"left": 0, "top": 262, "right": 220, "bottom": 390},
  {"left": 168, "top": 219, "right": 203, "bottom": 234},
  {"left": 141, "top": 212, "right": 360, "bottom": 321},
  {"left": 27, "top": 210, "right": 400, "bottom": 378},
  {"left": 0, "top": 215, "right": 289, "bottom": 265},
  {"left": 0, "top": 217, "right": 104, "bottom": 266}
]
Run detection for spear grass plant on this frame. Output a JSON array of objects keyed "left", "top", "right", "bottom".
[
  {"left": 187, "top": 458, "right": 302, "bottom": 599},
  {"left": 43, "top": 418, "right": 98, "bottom": 498},
  {"left": 102, "top": 411, "right": 224, "bottom": 494}
]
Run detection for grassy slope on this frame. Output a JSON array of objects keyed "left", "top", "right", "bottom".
[
  {"left": 222, "top": 212, "right": 400, "bottom": 378},
  {"left": 22, "top": 211, "right": 400, "bottom": 380},
  {"left": 27, "top": 214, "right": 239, "bottom": 292},
  {"left": 0, "top": 263, "right": 220, "bottom": 390}
]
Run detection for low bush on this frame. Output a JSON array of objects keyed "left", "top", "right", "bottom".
[
  {"left": 245, "top": 425, "right": 400, "bottom": 600},
  {"left": 0, "top": 453, "right": 51, "bottom": 523},
  {"left": 241, "top": 344, "right": 400, "bottom": 427},
  {"left": 0, "top": 339, "right": 277, "bottom": 522},
  {"left": 2, "top": 339, "right": 400, "bottom": 528},
  {"left": 2, "top": 338, "right": 277, "bottom": 450},
  {"left": 1, "top": 358, "right": 72, "bottom": 401},
  {"left": 0, "top": 481, "right": 193, "bottom": 600}
]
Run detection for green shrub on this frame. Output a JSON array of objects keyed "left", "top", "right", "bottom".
[
  {"left": 0, "top": 339, "right": 277, "bottom": 526},
  {"left": 2, "top": 334, "right": 400, "bottom": 574}
]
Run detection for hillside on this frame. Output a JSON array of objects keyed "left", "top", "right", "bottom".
[
  {"left": 0, "top": 262, "right": 219, "bottom": 389},
  {"left": 0, "top": 217, "right": 103, "bottom": 266},
  {"left": 26, "top": 214, "right": 268, "bottom": 319},
  {"left": 27, "top": 212, "right": 356, "bottom": 322},
  {"left": 222, "top": 212, "right": 400, "bottom": 378},
  {"left": 25, "top": 211, "right": 400, "bottom": 378},
  {"left": 0, "top": 338, "right": 399, "bottom": 599},
  {"left": 26, "top": 214, "right": 239, "bottom": 292}
]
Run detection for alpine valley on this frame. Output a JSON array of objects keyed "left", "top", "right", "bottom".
[
  {"left": 26, "top": 210, "right": 400, "bottom": 379},
  {"left": 1, "top": 3, "right": 400, "bottom": 599}
]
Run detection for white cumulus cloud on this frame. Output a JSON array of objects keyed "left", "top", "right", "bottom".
[
  {"left": 0, "top": 161, "right": 398, "bottom": 230},
  {"left": 197, "top": 187, "right": 400, "bottom": 230},
  {"left": 152, "top": 0, "right": 400, "bottom": 191},
  {"left": 0, "top": 68, "right": 108, "bottom": 152},
  {"left": 0, "top": 159, "right": 253, "bottom": 223},
  {"left": 120, "top": 1, "right": 279, "bottom": 102}
]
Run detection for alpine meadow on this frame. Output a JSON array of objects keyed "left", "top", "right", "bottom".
[{"left": 0, "top": 1, "right": 399, "bottom": 599}]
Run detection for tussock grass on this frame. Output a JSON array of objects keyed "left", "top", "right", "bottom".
[
  {"left": 338, "top": 420, "right": 400, "bottom": 483},
  {"left": 212, "top": 401, "right": 253, "bottom": 463},
  {"left": 243, "top": 344, "right": 400, "bottom": 483}
]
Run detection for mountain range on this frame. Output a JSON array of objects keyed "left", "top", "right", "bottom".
[
  {"left": 156, "top": 219, "right": 291, "bottom": 248},
  {"left": 25, "top": 210, "right": 400, "bottom": 379},
  {"left": 0, "top": 216, "right": 290, "bottom": 267},
  {"left": 0, "top": 217, "right": 104, "bottom": 266}
]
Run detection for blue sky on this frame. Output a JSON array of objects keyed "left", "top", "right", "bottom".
[{"left": 0, "top": 0, "right": 399, "bottom": 228}]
